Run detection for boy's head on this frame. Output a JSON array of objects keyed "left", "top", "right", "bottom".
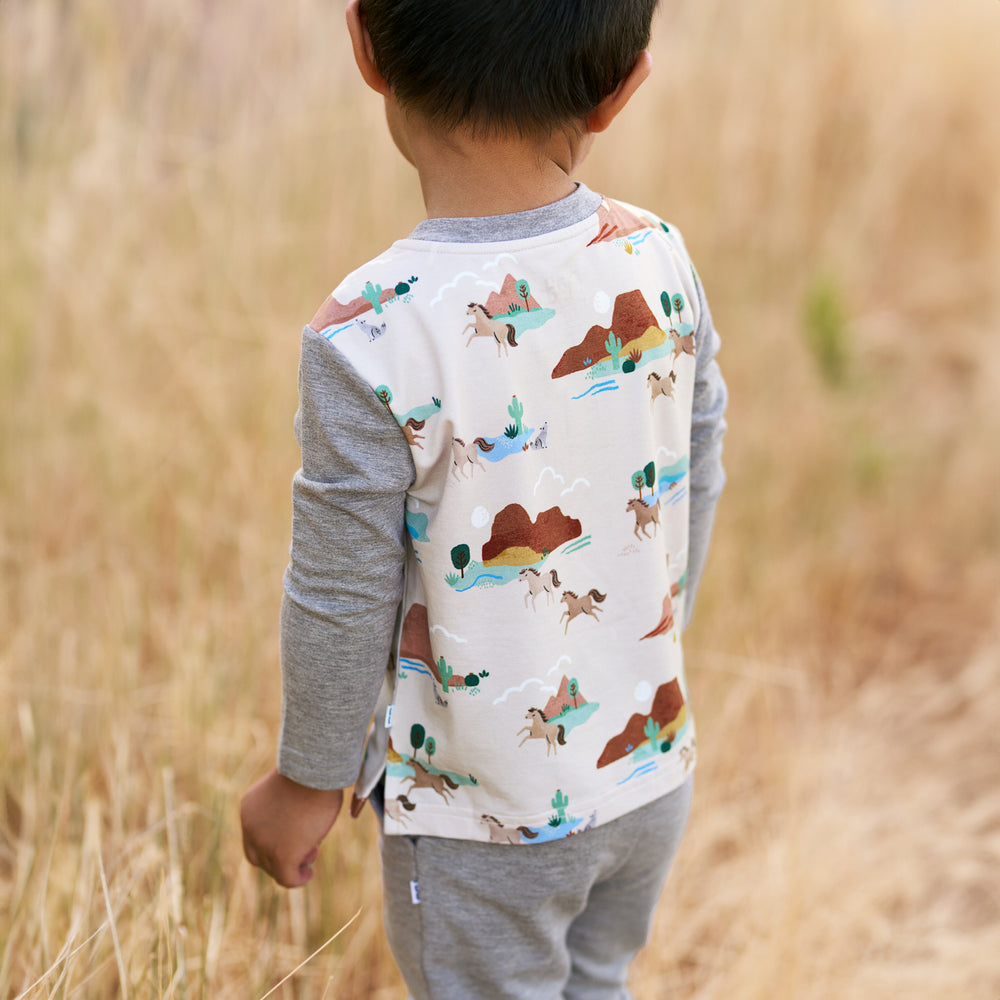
[{"left": 351, "top": 0, "right": 658, "bottom": 137}]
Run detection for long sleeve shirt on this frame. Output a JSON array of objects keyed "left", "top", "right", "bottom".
[{"left": 278, "top": 184, "right": 727, "bottom": 843}]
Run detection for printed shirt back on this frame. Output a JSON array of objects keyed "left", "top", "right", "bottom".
[{"left": 310, "top": 197, "right": 701, "bottom": 843}]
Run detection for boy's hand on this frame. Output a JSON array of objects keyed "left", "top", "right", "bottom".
[{"left": 240, "top": 768, "right": 344, "bottom": 888}]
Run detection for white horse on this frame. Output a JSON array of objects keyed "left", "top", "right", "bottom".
[
  {"left": 519, "top": 566, "right": 561, "bottom": 609},
  {"left": 462, "top": 303, "right": 518, "bottom": 357},
  {"left": 451, "top": 436, "right": 494, "bottom": 479},
  {"left": 481, "top": 814, "right": 539, "bottom": 844},
  {"left": 385, "top": 794, "right": 416, "bottom": 827}
]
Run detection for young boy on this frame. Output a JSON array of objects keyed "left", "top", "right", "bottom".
[{"left": 242, "top": 1, "right": 727, "bottom": 996}]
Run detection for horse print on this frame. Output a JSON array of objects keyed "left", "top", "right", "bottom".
[
  {"left": 519, "top": 566, "right": 561, "bottom": 610},
  {"left": 462, "top": 303, "right": 518, "bottom": 357},
  {"left": 402, "top": 417, "right": 425, "bottom": 449},
  {"left": 668, "top": 329, "right": 696, "bottom": 364},
  {"left": 517, "top": 707, "right": 567, "bottom": 756},
  {"left": 560, "top": 588, "right": 606, "bottom": 634},
  {"left": 400, "top": 759, "right": 459, "bottom": 803},
  {"left": 452, "top": 436, "right": 495, "bottom": 479},
  {"left": 647, "top": 370, "right": 676, "bottom": 408},
  {"left": 626, "top": 497, "right": 661, "bottom": 539},
  {"left": 385, "top": 793, "right": 417, "bottom": 827},
  {"left": 481, "top": 814, "right": 539, "bottom": 844}
]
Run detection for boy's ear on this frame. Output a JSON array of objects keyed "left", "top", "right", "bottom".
[
  {"left": 585, "top": 50, "right": 653, "bottom": 134},
  {"left": 346, "top": 0, "right": 390, "bottom": 96}
]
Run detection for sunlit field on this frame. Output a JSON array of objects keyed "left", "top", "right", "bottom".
[{"left": 2, "top": 0, "right": 999, "bottom": 996}]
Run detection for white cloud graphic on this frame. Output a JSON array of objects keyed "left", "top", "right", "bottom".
[
  {"left": 430, "top": 624, "right": 467, "bottom": 644},
  {"left": 483, "top": 253, "right": 518, "bottom": 272},
  {"left": 431, "top": 271, "right": 480, "bottom": 306},
  {"left": 560, "top": 477, "right": 591, "bottom": 496},
  {"left": 493, "top": 677, "right": 557, "bottom": 705},
  {"left": 546, "top": 655, "right": 573, "bottom": 677},
  {"left": 533, "top": 466, "right": 565, "bottom": 495}
]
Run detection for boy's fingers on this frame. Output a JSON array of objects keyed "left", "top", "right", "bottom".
[
  {"left": 284, "top": 847, "right": 319, "bottom": 887},
  {"left": 241, "top": 823, "right": 261, "bottom": 867},
  {"left": 273, "top": 858, "right": 311, "bottom": 888},
  {"left": 245, "top": 843, "right": 318, "bottom": 888}
]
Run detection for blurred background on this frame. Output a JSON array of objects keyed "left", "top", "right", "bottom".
[{"left": 2, "top": 0, "right": 998, "bottom": 996}]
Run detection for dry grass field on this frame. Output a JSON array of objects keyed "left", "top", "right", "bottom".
[{"left": 2, "top": 0, "right": 999, "bottom": 997}]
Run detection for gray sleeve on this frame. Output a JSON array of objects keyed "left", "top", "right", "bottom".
[
  {"left": 277, "top": 326, "right": 415, "bottom": 789},
  {"left": 684, "top": 275, "right": 728, "bottom": 629}
]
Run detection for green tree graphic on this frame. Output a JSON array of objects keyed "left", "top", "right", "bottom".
[
  {"left": 567, "top": 678, "right": 579, "bottom": 709},
  {"left": 450, "top": 543, "right": 471, "bottom": 579}
]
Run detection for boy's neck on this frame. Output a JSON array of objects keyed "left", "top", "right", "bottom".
[{"left": 400, "top": 113, "right": 592, "bottom": 220}]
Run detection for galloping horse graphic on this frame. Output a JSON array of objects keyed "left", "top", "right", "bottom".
[
  {"left": 647, "top": 370, "right": 676, "bottom": 408},
  {"left": 400, "top": 759, "right": 459, "bottom": 803},
  {"left": 560, "top": 589, "right": 606, "bottom": 634},
  {"left": 451, "top": 436, "right": 495, "bottom": 479},
  {"left": 481, "top": 814, "right": 539, "bottom": 843},
  {"left": 519, "top": 566, "right": 561, "bottom": 609},
  {"left": 668, "top": 328, "right": 696, "bottom": 364},
  {"left": 626, "top": 497, "right": 661, "bottom": 539},
  {"left": 462, "top": 303, "right": 518, "bottom": 357},
  {"left": 517, "top": 707, "right": 567, "bottom": 756}
]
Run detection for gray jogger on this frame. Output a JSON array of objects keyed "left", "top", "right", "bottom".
[{"left": 380, "top": 778, "right": 693, "bottom": 1000}]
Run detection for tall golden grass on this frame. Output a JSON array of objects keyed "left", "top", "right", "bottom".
[{"left": 2, "top": 0, "right": 998, "bottom": 996}]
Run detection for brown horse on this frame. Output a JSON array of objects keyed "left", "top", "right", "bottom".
[
  {"left": 517, "top": 707, "right": 567, "bottom": 756},
  {"left": 626, "top": 497, "right": 661, "bottom": 539},
  {"left": 647, "top": 370, "right": 676, "bottom": 408},
  {"left": 402, "top": 417, "right": 425, "bottom": 449},
  {"left": 560, "top": 589, "right": 606, "bottom": 634},
  {"left": 462, "top": 303, "right": 518, "bottom": 357},
  {"left": 400, "top": 759, "right": 459, "bottom": 803},
  {"left": 668, "top": 329, "right": 696, "bottom": 364}
]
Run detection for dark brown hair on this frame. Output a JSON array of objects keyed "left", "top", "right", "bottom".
[{"left": 359, "top": 0, "right": 658, "bottom": 135}]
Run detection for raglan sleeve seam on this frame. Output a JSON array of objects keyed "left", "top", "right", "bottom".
[
  {"left": 684, "top": 262, "right": 728, "bottom": 629},
  {"left": 277, "top": 325, "right": 415, "bottom": 789}
]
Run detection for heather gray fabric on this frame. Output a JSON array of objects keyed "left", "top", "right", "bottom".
[
  {"left": 685, "top": 273, "right": 727, "bottom": 621},
  {"left": 380, "top": 778, "right": 694, "bottom": 1000},
  {"left": 277, "top": 184, "right": 727, "bottom": 790},
  {"left": 278, "top": 330, "right": 415, "bottom": 788},
  {"left": 409, "top": 182, "right": 602, "bottom": 243}
]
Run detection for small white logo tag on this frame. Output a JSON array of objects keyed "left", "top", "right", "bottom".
[
  {"left": 409, "top": 880, "right": 420, "bottom": 905},
  {"left": 385, "top": 704, "right": 394, "bottom": 727}
]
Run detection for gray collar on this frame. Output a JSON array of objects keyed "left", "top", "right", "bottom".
[{"left": 407, "top": 183, "right": 602, "bottom": 243}]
